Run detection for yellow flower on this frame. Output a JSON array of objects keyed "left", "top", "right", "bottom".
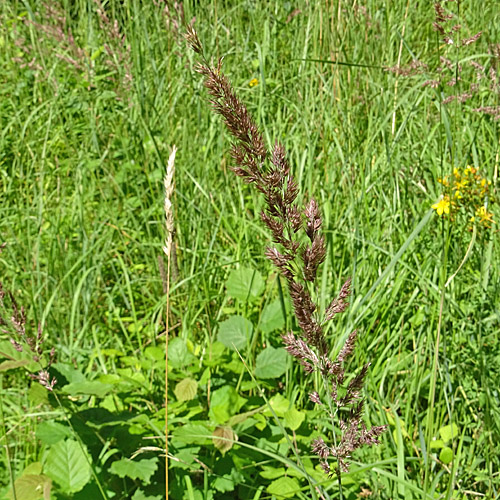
[
  {"left": 475, "top": 206, "right": 494, "bottom": 226},
  {"left": 454, "top": 190, "right": 462, "bottom": 199},
  {"left": 249, "top": 78, "right": 259, "bottom": 87},
  {"left": 432, "top": 196, "right": 451, "bottom": 216}
]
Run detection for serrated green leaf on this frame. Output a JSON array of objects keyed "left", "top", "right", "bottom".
[
  {"left": 174, "top": 378, "right": 198, "bottom": 401},
  {"left": 167, "top": 337, "right": 196, "bottom": 369},
  {"left": 109, "top": 457, "right": 158, "bottom": 482},
  {"left": 226, "top": 268, "right": 265, "bottom": 302},
  {"left": 131, "top": 489, "right": 163, "bottom": 500},
  {"left": 217, "top": 315, "right": 253, "bottom": 351},
  {"left": 266, "top": 476, "right": 300, "bottom": 498},
  {"left": 284, "top": 407, "right": 305, "bottom": 431},
  {"left": 44, "top": 439, "right": 91, "bottom": 494},
  {"left": 260, "top": 300, "right": 286, "bottom": 334},
  {"left": 255, "top": 346, "right": 287, "bottom": 379},
  {"left": 36, "top": 421, "right": 72, "bottom": 445}
]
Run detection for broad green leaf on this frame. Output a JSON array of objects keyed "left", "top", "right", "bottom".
[
  {"left": 0, "top": 359, "right": 29, "bottom": 371},
  {"left": 202, "top": 341, "right": 227, "bottom": 367},
  {"left": 168, "top": 338, "right": 196, "bottom": 369},
  {"left": 171, "top": 423, "right": 213, "bottom": 445},
  {"left": 217, "top": 316, "right": 253, "bottom": 351},
  {"left": 213, "top": 474, "right": 235, "bottom": 493},
  {"left": 264, "top": 394, "right": 290, "bottom": 417},
  {"left": 23, "top": 463, "right": 43, "bottom": 475},
  {"left": 255, "top": 346, "right": 287, "bottom": 379},
  {"left": 51, "top": 363, "right": 85, "bottom": 384},
  {"left": 226, "top": 267, "right": 265, "bottom": 302},
  {"left": 7, "top": 474, "right": 51, "bottom": 500},
  {"left": 168, "top": 447, "right": 201, "bottom": 470},
  {"left": 430, "top": 439, "right": 444, "bottom": 449},
  {"left": 61, "top": 380, "right": 113, "bottom": 398},
  {"left": 439, "top": 446, "right": 454, "bottom": 464},
  {"left": 439, "top": 424, "right": 458, "bottom": 443},
  {"left": 260, "top": 466, "right": 286, "bottom": 479},
  {"left": 209, "top": 386, "right": 247, "bottom": 424},
  {"left": 28, "top": 384, "right": 49, "bottom": 406},
  {"left": 267, "top": 477, "right": 300, "bottom": 498},
  {"left": 131, "top": 489, "right": 163, "bottom": 500},
  {"left": 44, "top": 439, "right": 91, "bottom": 494},
  {"left": 109, "top": 457, "right": 158, "bottom": 482},
  {"left": 144, "top": 346, "right": 163, "bottom": 362},
  {"left": 36, "top": 421, "right": 72, "bottom": 445},
  {"left": 284, "top": 407, "right": 305, "bottom": 431},
  {"left": 0, "top": 340, "right": 38, "bottom": 372},
  {"left": 260, "top": 300, "right": 286, "bottom": 334},
  {"left": 174, "top": 378, "right": 198, "bottom": 401}
]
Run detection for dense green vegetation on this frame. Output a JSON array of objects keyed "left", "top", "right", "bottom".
[{"left": 0, "top": 1, "right": 499, "bottom": 499}]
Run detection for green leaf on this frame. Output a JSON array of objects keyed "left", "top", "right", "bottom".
[
  {"left": 259, "top": 466, "right": 286, "bottom": 479},
  {"left": 174, "top": 378, "right": 198, "bottom": 401},
  {"left": 213, "top": 474, "right": 235, "bottom": 493},
  {"left": 439, "top": 424, "right": 458, "bottom": 443},
  {"left": 260, "top": 300, "right": 286, "bottom": 334},
  {"left": 171, "top": 423, "right": 213, "bottom": 445},
  {"left": 217, "top": 316, "right": 253, "bottom": 351},
  {"left": 430, "top": 439, "right": 444, "bottom": 449},
  {"left": 28, "top": 384, "right": 49, "bottom": 406},
  {"left": 0, "top": 359, "right": 29, "bottom": 371},
  {"left": 109, "top": 457, "right": 158, "bottom": 482},
  {"left": 44, "top": 439, "right": 91, "bottom": 494},
  {"left": 266, "top": 477, "right": 300, "bottom": 498},
  {"left": 284, "top": 407, "right": 305, "bottom": 431},
  {"left": 439, "top": 446, "right": 454, "bottom": 464},
  {"left": 264, "top": 394, "right": 290, "bottom": 417},
  {"left": 144, "top": 346, "right": 164, "bottom": 362},
  {"left": 131, "top": 490, "right": 163, "bottom": 500},
  {"left": 168, "top": 338, "right": 196, "bottom": 369},
  {"left": 61, "top": 380, "right": 113, "bottom": 398},
  {"left": 226, "top": 267, "right": 265, "bottom": 302},
  {"left": 7, "top": 474, "right": 51, "bottom": 500},
  {"left": 255, "top": 346, "right": 287, "bottom": 379},
  {"left": 209, "top": 386, "right": 247, "bottom": 424},
  {"left": 36, "top": 421, "right": 72, "bottom": 445},
  {"left": 52, "top": 363, "right": 86, "bottom": 384}
]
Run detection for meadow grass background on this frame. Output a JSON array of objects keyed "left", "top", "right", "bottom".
[{"left": 0, "top": 1, "right": 499, "bottom": 499}]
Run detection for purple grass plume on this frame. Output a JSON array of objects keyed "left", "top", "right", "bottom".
[{"left": 185, "top": 24, "right": 386, "bottom": 478}]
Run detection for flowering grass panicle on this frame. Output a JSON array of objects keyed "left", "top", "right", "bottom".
[
  {"left": 0, "top": 245, "right": 56, "bottom": 391},
  {"left": 185, "top": 24, "right": 386, "bottom": 480}
]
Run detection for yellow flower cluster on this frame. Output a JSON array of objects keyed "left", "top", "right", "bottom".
[
  {"left": 248, "top": 78, "right": 259, "bottom": 87},
  {"left": 433, "top": 165, "right": 495, "bottom": 228}
]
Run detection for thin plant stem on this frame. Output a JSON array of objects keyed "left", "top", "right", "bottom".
[{"left": 0, "top": 375, "right": 17, "bottom": 500}]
